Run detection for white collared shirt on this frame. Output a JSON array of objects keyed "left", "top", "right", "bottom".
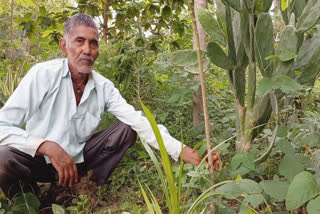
[{"left": 0, "top": 58, "right": 182, "bottom": 163}]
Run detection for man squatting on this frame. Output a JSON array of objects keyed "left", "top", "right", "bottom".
[{"left": 0, "top": 13, "right": 219, "bottom": 199}]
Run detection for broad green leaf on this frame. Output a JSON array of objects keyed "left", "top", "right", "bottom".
[
  {"left": 207, "top": 41, "right": 235, "bottom": 70},
  {"left": 260, "top": 180, "right": 290, "bottom": 200},
  {"left": 171, "top": 50, "right": 198, "bottom": 67},
  {"left": 225, "top": 0, "right": 240, "bottom": 12},
  {"left": 279, "top": 51, "right": 297, "bottom": 62},
  {"left": 294, "top": 33, "right": 320, "bottom": 70},
  {"left": 198, "top": 9, "right": 226, "bottom": 46},
  {"left": 187, "top": 171, "right": 201, "bottom": 178},
  {"left": 256, "top": 77, "right": 275, "bottom": 97},
  {"left": 307, "top": 196, "right": 320, "bottom": 214},
  {"left": 14, "top": 193, "right": 40, "bottom": 208},
  {"left": 296, "top": 35, "right": 320, "bottom": 86},
  {"left": 42, "top": 29, "right": 53, "bottom": 38},
  {"left": 238, "top": 179, "right": 263, "bottom": 195},
  {"left": 255, "top": 13, "right": 274, "bottom": 77},
  {"left": 198, "top": 143, "right": 207, "bottom": 159},
  {"left": 276, "top": 74, "right": 303, "bottom": 96},
  {"left": 161, "top": 5, "right": 171, "bottom": 18},
  {"left": 281, "top": 0, "right": 293, "bottom": 11},
  {"left": 254, "top": 0, "right": 273, "bottom": 14},
  {"left": 243, "top": 194, "right": 263, "bottom": 208},
  {"left": 16, "top": 0, "right": 36, "bottom": 8},
  {"left": 273, "top": 139, "right": 295, "bottom": 155},
  {"left": 52, "top": 204, "right": 65, "bottom": 214},
  {"left": 286, "top": 171, "right": 320, "bottom": 210},
  {"left": 184, "top": 57, "right": 210, "bottom": 74},
  {"left": 231, "top": 152, "right": 256, "bottom": 170},
  {"left": 299, "top": 135, "right": 319, "bottom": 147},
  {"left": 277, "top": 126, "right": 288, "bottom": 138},
  {"left": 293, "top": 0, "right": 307, "bottom": 19},
  {"left": 296, "top": 0, "right": 320, "bottom": 33},
  {"left": 39, "top": 6, "right": 47, "bottom": 16},
  {"left": 278, "top": 155, "right": 304, "bottom": 182},
  {"left": 216, "top": 179, "right": 262, "bottom": 199},
  {"left": 276, "top": 26, "right": 300, "bottom": 77}
]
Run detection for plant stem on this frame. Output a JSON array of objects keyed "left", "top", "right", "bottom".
[
  {"left": 10, "top": 0, "right": 14, "bottom": 42},
  {"left": 244, "top": 4, "right": 256, "bottom": 151},
  {"left": 190, "top": 1, "right": 214, "bottom": 177}
]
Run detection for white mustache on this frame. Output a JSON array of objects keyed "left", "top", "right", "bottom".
[{"left": 78, "top": 55, "right": 94, "bottom": 63}]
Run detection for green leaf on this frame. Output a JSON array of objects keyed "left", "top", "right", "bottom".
[
  {"left": 294, "top": 33, "right": 320, "bottom": 70},
  {"left": 276, "top": 75, "right": 303, "bottom": 96},
  {"left": 138, "top": 181, "right": 155, "bottom": 214},
  {"left": 243, "top": 194, "right": 263, "bottom": 208},
  {"left": 14, "top": 193, "right": 40, "bottom": 209},
  {"left": 296, "top": 0, "right": 320, "bottom": 33},
  {"left": 231, "top": 152, "right": 256, "bottom": 171},
  {"left": 255, "top": 13, "right": 274, "bottom": 77},
  {"left": 161, "top": 5, "right": 171, "bottom": 18},
  {"left": 278, "top": 155, "right": 304, "bottom": 182},
  {"left": 256, "top": 77, "right": 275, "bottom": 97},
  {"left": 207, "top": 41, "right": 235, "bottom": 70},
  {"left": 296, "top": 34, "right": 320, "bottom": 86},
  {"left": 171, "top": 50, "right": 198, "bottom": 67},
  {"left": 277, "top": 126, "right": 288, "bottom": 138},
  {"left": 216, "top": 179, "right": 262, "bottom": 199},
  {"left": 299, "top": 135, "right": 319, "bottom": 147},
  {"left": 273, "top": 139, "right": 295, "bottom": 155},
  {"left": 42, "top": 29, "right": 53, "bottom": 38},
  {"left": 281, "top": 0, "right": 293, "bottom": 11},
  {"left": 39, "top": 6, "right": 47, "bottom": 16},
  {"left": 140, "top": 100, "right": 179, "bottom": 213},
  {"left": 197, "top": 9, "right": 226, "bottom": 46},
  {"left": 307, "top": 196, "right": 320, "bottom": 214},
  {"left": 52, "top": 204, "right": 65, "bottom": 214},
  {"left": 279, "top": 51, "right": 297, "bottom": 62},
  {"left": 198, "top": 143, "right": 207, "bottom": 159},
  {"left": 286, "top": 171, "right": 320, "bottom": 210},
  {"left": 225, "top": 0, "right": 240, "bottom": 12},
  {"left": 260, "top": 180, "right": 290, "bottom": 200}
]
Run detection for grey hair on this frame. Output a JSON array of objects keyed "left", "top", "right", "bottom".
[{"left": 63, "top": 13, "right": 98, "bottom": 38}]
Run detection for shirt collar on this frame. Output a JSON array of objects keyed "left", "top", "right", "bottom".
[{"left": 62, "top": 58, "right": 69, "bottom": 78}]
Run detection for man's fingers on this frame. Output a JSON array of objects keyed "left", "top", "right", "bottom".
[
  {"left": 63, "top": 169, "right": 69, "bottom": 186},
  {"left": 73, "top": 164, "right": 79, "bottom": 184},
  {"left": 69, "top": 167, "right": 75, "bottom": 187}
]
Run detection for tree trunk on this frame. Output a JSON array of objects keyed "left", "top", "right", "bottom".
[
  {"left": 192, "top": 0, "right": 207, "bottom": 126},
  {"left": 103, "top": 0, "right": 110, "bottom": 42}
]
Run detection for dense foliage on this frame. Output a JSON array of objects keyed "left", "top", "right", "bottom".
[{"left": 2, "top": 0, "right": 320, "bottom": 213}]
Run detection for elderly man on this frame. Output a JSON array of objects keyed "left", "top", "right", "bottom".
[{"left": 0, "top": 14, "right": 218, "bottom": 198}]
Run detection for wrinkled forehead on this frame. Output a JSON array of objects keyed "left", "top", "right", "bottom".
[{"left": 65, "top": 24, "right": 99, "bottom": 40}]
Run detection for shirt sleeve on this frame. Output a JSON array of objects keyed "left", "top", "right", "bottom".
[
  {"left": 104, "top": 84, "right": 183, "bottom": 161},
  {"left": 0, "top": 66, "right": 48, "bottom": 156}
]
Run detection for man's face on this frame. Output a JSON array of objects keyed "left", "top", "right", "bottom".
[{"left": 60, "top": 25, "right": 99, "bottom": 74}]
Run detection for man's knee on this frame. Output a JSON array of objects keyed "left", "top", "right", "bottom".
[
  {"left": 118, "top": 122, "right": 137, "bottom": 146},
  {"left": 0, "top": 146, "right": 13, "bottom": 173}
]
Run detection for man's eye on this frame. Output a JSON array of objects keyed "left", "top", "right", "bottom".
[{"left": 90, "top": 41, "right": 99, "bottom": 48}]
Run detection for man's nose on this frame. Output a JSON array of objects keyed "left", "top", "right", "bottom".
[{"left": 82, "top": 41, "right": 91, "bottom": 54}]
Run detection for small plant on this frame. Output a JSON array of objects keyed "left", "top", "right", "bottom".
[{"left": 0, "top": 192, "right": 40, "bottom": 214}]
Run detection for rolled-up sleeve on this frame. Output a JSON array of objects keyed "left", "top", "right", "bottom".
[
  {"left": 105, "top": 84, "right": 182, "bottom": 161},
  {"left": 0, "top": 66, "right": 48, "bottom": 156}
]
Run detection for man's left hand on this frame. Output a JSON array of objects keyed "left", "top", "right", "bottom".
[{"left": 181, "top": 146, "right": 221, "bottom": 171}]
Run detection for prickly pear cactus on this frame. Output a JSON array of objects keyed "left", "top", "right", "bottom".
[{"left": 199, "top": 0, "right": 320, "bottom": 152}]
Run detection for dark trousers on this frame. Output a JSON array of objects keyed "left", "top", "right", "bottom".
[{"left": 0, "top": 122, "right": 137, "bottom": 199}]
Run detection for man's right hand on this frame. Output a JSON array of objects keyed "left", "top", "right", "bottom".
[{"left": 37, "top": 141, "right": 78, "bottom": 187}]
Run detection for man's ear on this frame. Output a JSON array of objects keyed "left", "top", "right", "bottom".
[{"left": 59, "top": 38, "right": 68, "bottom": 56}]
